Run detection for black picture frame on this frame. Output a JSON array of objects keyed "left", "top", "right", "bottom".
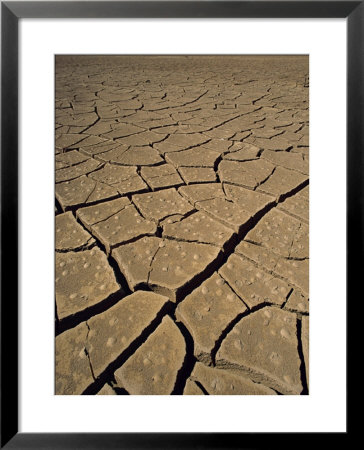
[{"left": 1, "top": 1, "right": 354, "bottom": 448}]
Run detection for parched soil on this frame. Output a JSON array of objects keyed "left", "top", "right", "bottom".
[{"left": 55, "top": 55, "right": 309, "bottom": 395}]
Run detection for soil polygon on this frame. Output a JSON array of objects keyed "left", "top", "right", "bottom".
[
  {"left": 85, "top": 291, "right": 171, "bottom": 379},
  {"left": 88, "top": 163, "right": 148, "bottom": 196},
  {"left": 216, "top": 307, "right": 302, "bottom": 394},
  {"left": 236, "top": 240, "right": 309, "bottom": 295},
  {"left": 56, "top": 211, "right": 95, "bottom": 251},
  {"left": 55, "top": 323, "right": 92, "bottom": 394},
  {"left": 55, "top": 158, "right": 102, "bottom": 183},
  {"left": 114, "top": 315, "right": 186, "bottom": 394},
  {"left": 176, "top": 273, "right": 247, "bottom": 361},
  {"left": 55, "top": 248, "right": 120, "bottom": 321},
  {"left": 84, "top": 203, "right": 156, "bottom": 253},
  {"left": 245, "top": 209, "right": 309, "bottom": 260},
  {"left": 162, "top": 211, "right": 234, "bottom": 248},
  {"left": 132, "top": 188, "right": 194, "bottom": 223},
  {"left": 256, "top": 166, "right": 308, "bottom": 200},
  {"left": 179, "top": 167, "right": 217, "bottom": 184},
  {"left": 55, "top": 149, "right": 89, "bottom": 167},
  {"left": 218, "top": 159, "right": 275, "bottom": 190},
  {"left": 56, "top": 175, "right": 118, "bottom": 210},
  {"left": 113, "top": 237, "right": 221, "bottom": 301},
  {"left": 97, "top": 145, "right": 163, "bottom": 166},
  {"left": 140, "top": 164, "right": 183, "bottom": 190},
  {"left": 219, "top": 253, "right": 291, "bottom": 308},
  {"left": 187, "top": 362, "right": 277, "bottom": 395},
  {"left": 165, "top": 148, "right": 220, "bottom": 168}
]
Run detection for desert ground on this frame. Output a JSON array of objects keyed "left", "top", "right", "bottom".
[{"left": 55, "top": 55, "right": 309, "bottom": 395}]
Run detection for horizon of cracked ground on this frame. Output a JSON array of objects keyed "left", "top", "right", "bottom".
[{"left": 55, "top": 55, "right": 309, "bottom": 396}]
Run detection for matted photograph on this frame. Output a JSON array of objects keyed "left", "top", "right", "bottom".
[{"left": 54, "top": 55, "right": 309, "bottom": 396}]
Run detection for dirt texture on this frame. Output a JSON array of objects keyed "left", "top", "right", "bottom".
[{"left": 55, "top": 55, "right": 309, "bottom": 395}]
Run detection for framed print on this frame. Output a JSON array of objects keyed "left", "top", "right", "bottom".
[{"left": 1, "top": 1, "right": 355, "bottom": 448}]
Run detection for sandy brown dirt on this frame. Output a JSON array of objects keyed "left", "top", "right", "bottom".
[{"left": 55, "top": 55, "right": 309, "bottom": 395}]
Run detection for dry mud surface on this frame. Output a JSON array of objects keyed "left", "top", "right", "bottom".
[{"left": 55, "top": 55, "right": 309, "bottom": 395}]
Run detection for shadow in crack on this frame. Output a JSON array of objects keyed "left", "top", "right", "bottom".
[
  {"left": 296, "top": 318, "right": 309, "bottom": 395},
  {"left": 113, "top": 386, "right": 130, "bottom": 395},
  {"left": 171, "top": 318, "right": 197, "bottom": 395}
]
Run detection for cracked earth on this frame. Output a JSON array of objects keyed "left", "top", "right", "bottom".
[{"left": 55, "top": 55, "right": 309, "bottom": 395}]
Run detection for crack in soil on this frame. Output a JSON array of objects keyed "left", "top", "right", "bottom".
[{"left": 55, "top": 56, "right": 309, "bottom": 396}]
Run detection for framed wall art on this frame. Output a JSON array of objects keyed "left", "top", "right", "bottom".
[{"left": 1, "top": 1, "right": 354, "bottom": 448}]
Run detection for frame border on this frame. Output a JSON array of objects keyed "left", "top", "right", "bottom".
[{"left": 1, "top": 1, "right": 355, "bottom": 448}]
